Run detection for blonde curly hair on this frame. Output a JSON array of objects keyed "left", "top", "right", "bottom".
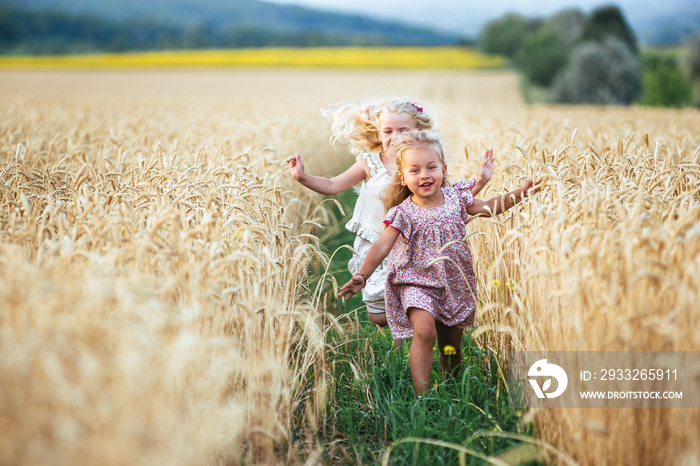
[{"left": 322, "top": 97, "right": 435, "bottom": 155}]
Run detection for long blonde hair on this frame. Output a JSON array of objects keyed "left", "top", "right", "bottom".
[
  {"left": 322, "top": 97, "right": 435, "bottom": 155},
  {"left": 383, "top": 131, "right": 449, "bottom": 212}
]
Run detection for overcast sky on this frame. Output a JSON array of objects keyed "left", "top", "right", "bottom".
[{"left": 265, "top": 0, "right": 698, "bottom": 37}]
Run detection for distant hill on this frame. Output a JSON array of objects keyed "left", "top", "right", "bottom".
[
  {"left": 627, "top": 7, "right": 700, "bottom": 45},
  {"left": 0, "top": 0, "right": 459, "bottom": 54}
]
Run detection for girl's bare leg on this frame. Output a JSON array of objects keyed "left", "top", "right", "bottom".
[
  {"left": 367, "top": 309, "right": 403, "bottom": 346},
  {"left": 436, "top": 323, "right": 464, "bottom": 378},
  {"left": 368, "top": 312, "right": 388, "bottom": 327},
  {"left": 407, "top": 307, "right": 436, "bottom": 395}
]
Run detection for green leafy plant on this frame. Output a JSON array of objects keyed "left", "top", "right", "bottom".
[{"left": 639, "top": 53, "right": 692, "bottom": 107}]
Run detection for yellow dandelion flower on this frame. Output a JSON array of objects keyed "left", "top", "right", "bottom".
[
  {"left": 506, "top": 279, "right": 515, "bottom": 290},
  {"left": 492, "top": 279, "right": 500, "bottom": 288},
  {"left": 443, "top": 345, "right": 457, "bottom": 355}
]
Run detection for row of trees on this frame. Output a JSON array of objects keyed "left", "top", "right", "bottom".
[
  {"left": 478, "top": 6, "right": 699, "bottom": 107},
  {"left": 0, "top": 4, "right": 456, "bottom": 54},
  {"left": 0, "top": 6, "right": 381, "bottom": 53}
]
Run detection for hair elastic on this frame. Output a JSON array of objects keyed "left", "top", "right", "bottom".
[{"left": 411, "top": 102, "right": 423, "bottom": 112}]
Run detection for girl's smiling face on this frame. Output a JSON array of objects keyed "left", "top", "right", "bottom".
[
  {"left": 400, "top": 146, "right": 447, "bottom": 207},
  {"left": 379, "top": 112, "right": 417, "bottom": 153}
]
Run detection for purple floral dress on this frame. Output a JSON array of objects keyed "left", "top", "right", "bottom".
[{"left": 383, "top": 179, "right": 477, "bottom": 340}]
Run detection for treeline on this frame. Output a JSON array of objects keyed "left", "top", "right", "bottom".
[
  {"left": 478, "top": 6, "right": 700, "bottom": 107},
  {"left": 0, "top": 6, "right": 185, "bottom": 54},
  {"left": 0, "top": 4, "right": 456, "bottom": 54}
]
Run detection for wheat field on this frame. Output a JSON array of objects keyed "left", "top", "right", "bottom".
[{"left": 1, "top": 69, "right": 698, "bottom": 465}]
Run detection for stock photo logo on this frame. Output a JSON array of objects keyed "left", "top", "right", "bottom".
[{"left": 528, "top": 359, "right": 568, "bottom": 399}]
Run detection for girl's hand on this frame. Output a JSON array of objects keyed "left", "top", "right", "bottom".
[
  {"left": 285, "top": 153, "right": 306, "bottom": 181},
  {"left": 477, "top": 149, "right": 494, "bottom": 182},
  {"left": 521, "top": 178, "right": 546, "bottom": 198},
  {"left": 338, "top": 275, "right": 365, "bottom": 300},
  {"left": 472, "top": 149, "right": 494, "bottom": 196}
]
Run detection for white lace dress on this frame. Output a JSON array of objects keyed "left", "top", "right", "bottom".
[{"left": 345, "top": 152, "right": 391, "bottom": 314}]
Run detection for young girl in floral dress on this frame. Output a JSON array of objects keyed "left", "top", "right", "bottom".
[{"left": 339, "top": 131, "right": 541, "bottom": 395}]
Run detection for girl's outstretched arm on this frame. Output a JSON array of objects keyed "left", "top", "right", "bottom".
[
  {"left": 472, "top": 149, "right": 494, "bottom": 196},
  {"left": 285, "top": 153, "right": 367, "bottom": 195},
  {"left": 468, "top": 178, "right": 543, "bottom": 217},
  {"left": 338, "top": 226, "right": 401, "bottom": 299}
]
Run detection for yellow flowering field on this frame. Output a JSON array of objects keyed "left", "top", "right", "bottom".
[{"left": 0, "top": 46, "right": 505, "bottom": 69}]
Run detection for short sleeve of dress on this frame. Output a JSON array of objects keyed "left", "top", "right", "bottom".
[
  {"left": 360, "top": 152, "right": 386, "bottom": 178},
  {"left": 383, "top": 205, "right": 412, "bottom": 241},
  {"left": 452, "top": 178, "right": 475, "bottom": 207}
]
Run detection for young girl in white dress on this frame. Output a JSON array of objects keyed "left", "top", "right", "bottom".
[{"left": 287, "top": 98, "right": 493, "bottom": 327}]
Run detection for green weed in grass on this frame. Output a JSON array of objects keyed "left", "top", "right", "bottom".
[{"left": 324, "top": 317, "right": 540, "bottom": 465}]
